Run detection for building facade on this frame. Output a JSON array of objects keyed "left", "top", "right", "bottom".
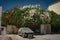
[
  {"left": 0, "top": 6, "right": 6, "bottom": 35},
  {"left": 48, "top": 0, "right": 60, "bottom": 15}
]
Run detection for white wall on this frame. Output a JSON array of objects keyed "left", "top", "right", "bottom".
[{"left": 48, "top": 2, "right": 60, "bottom": 15}]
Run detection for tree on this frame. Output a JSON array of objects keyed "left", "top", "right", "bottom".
[
  {"left": 2, "top": 5, "right": 51, "bottom": 27},
  {"left": 2, "top": 5, "right": 41, "bottom": 28},
  {"left": 49, "top": 11, "right": 60, "bottom": 33},
  {"left": 2, "top": 5, "right": 60, "bottom": 34}
]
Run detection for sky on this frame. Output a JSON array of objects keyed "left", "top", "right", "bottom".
[{"left": 0, "top": 0, "right": 56, "bottom": 11}]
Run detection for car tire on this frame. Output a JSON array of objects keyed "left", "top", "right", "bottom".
[
  {"left": 22, "top": 33, "right": 27, "bottom": 38},
  {"left": 22, "top": 33, "right": 25, "bottom": 38},
  {"left": 28, "top": 34, "right": 33, "bottom": 39}
]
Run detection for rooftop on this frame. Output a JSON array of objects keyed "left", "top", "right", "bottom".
[{"left": 49, "top": 0, "right": 60, "bottom": 6}]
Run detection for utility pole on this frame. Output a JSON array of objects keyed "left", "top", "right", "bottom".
[
  {"left": 0, "top": 6, "right": 2, "bottom": 35},
  {"left": 0, "top": 6, "right": 2, "bottom": 28}
]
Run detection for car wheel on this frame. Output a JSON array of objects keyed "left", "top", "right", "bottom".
[
  {"left": 22, "top": 33, "right": 25, "bottom": 38},
  {"left": 22, "top": 33, "right": 27, "bottom": 38},
  {"left": 28, "top": 34, "right": 33, "bottom": 39}
]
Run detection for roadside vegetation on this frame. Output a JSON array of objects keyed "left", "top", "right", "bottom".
[{"left": 2, "top": 5, "right": 60, "bottom": 33}]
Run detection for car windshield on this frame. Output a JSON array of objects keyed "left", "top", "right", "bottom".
[{"left": 22, "top": 28, "right": 33, "bottom": 32}]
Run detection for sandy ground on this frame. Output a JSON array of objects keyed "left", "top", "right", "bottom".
[{"left": 0, "top": 34, "right": 60, "bottom": 40}]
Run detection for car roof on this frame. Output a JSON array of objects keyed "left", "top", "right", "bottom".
[{"left": 18, "top": 27, "right": 33, "bottom": 33}]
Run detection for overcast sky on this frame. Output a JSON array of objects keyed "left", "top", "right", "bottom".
[{"left": 0, "top": 0, "right": 56, "bottom": 11}]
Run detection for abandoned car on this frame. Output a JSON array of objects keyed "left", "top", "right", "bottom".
[{"left": 18, "top": 27, "right": 34, "bottom": 38}]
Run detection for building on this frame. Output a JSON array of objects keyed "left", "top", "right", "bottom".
[
  {"left": 0, "top": 6, "right": 6, "bottom": 35},
  {"left": 48, "top": 0, "right": 60, "bottom": 15}
]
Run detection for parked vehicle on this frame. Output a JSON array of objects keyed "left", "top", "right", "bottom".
[{"left": 18, "top": 27, "right": 34, "bottom": 39}]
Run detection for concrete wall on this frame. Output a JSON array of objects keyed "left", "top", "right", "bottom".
[
  {"left": 40, "top": 24, "right": 51, "bottom": 34},
  {"left": 7, "top": 25, "right": 18, "bottom": 34},
  {"left": 48, "top": 2, "right": 60, "bottom": 15}
]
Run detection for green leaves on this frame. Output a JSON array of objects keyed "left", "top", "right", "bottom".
[
  {"left": 2, "top": 5, "right": 60, "bottom": 28},
  {"left": 49, "top": 11, "right": 60, "bottom": 26}
]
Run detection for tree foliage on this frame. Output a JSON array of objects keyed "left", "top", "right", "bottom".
[{"left": 2, "top": 5, "right": 60, "bottom": 29}]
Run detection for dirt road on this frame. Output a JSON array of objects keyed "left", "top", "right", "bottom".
[{"left": 0, "top": 34, "right": 60, "bottom": 40}]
